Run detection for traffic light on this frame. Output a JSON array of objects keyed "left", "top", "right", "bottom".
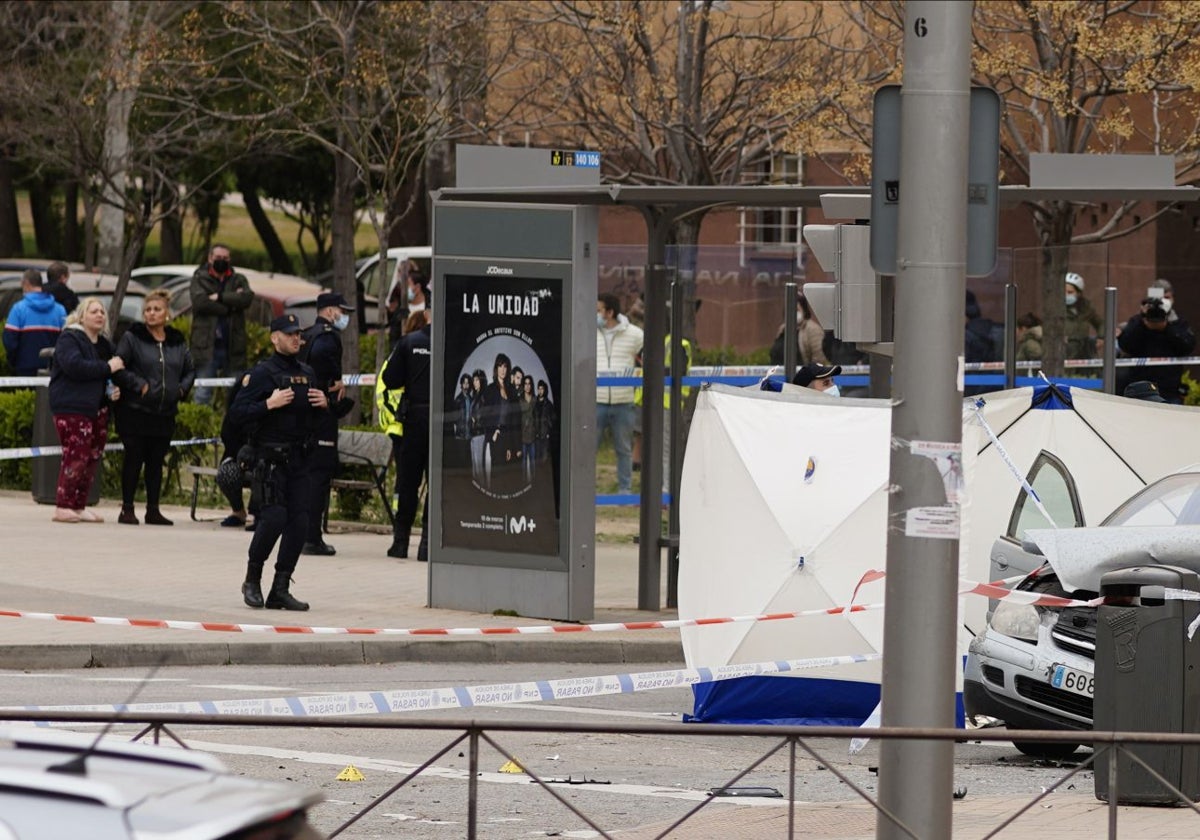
[{"left": 802, "top": 223, "right": 882, "bottom": 342}]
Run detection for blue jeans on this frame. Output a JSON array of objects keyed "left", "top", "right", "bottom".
[
  {"left": 193, "top": 344, "right": 229, "bottom": 406},
  {"left": 596, "top": 402, "right": 636, "bottom": 494}
]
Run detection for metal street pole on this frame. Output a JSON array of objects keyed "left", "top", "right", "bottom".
[{"left": 877, "top": 3, "right": 972, "bottom": 839}]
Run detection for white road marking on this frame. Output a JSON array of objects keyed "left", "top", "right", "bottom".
[{"left": 193, "top": 684, "right": 300, "bottom": 692}]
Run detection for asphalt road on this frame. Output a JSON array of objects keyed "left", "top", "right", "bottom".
[{"left": 0, "top": 662, "right": 1095, "bottom": 840}]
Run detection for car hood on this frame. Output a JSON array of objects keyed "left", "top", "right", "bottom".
[{"left": 1025, "top": 525, "right": 1200, "bottom": 592}]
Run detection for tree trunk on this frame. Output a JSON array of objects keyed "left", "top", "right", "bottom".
[
  {"left": 62, "top": 179, "right": 80, "bottom": 261},
  {"left": 332, "top": 144, "right": 360, "bottom": 424},
  {"left": 98, "top": 0, "right": 135, "bottom": 273},
  {"left": 158, "top": 181, "right": 183, "bottom": 264},
  {"left": 237, "top": 171, "right": 294, "bottom": 274},
  {"left": 1036, "top": 201, "right": 1077, "bottom": 378},
  {"left": 0, "top": 153, "right": 24, "bottom": 257},
  {"left": 81, "top": 190, "right": 98, "bottom": 270},
  {"left": 28, "top": 177, "right": 59, "bottom": 257},
  {"left": 669, "top": 213, "right": 704, "bottom": 344}
]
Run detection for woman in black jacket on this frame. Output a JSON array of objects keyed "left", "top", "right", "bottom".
[
  {"left": 112, "top": 289, "right": 195, "bottom": 525},
  {"left": 48, "top": 297, "right": 124, "bottom": 523}
]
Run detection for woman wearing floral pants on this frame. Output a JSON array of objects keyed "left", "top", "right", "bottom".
[{"left": 47, "top": 297, "right": 123, "bottom": 523}]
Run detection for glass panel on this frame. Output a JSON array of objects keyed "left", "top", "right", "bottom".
[
  {"left": 1008, "top": 453, "right": 1083, "bottom": 539},
  {"left": 1105, "top": 473, "right": 1200, "bottom": 527}
]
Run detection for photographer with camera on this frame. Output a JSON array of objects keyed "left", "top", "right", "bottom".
[{"left": 1116, "top": 279, "right": 1195, "bottom": 404}]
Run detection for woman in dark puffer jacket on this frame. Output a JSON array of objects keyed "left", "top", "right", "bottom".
[
  {"left": 112, "top": 289, "right": 195, "bottom": 525},
  {"left": 48, "top": 297, "right": 124, "bottom": 523}
]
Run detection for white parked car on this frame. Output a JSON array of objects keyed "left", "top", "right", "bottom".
[
  {"left": 965, "top": 467, "right": 1200, "bottom": 758},
  {"left": 0, "top": 727, "right": 324, "bottom": 839}
]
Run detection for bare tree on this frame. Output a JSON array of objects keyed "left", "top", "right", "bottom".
[
  {"left": 830, "top": 1, "right": 1200, "bottom": 376},
  {"left": 0, "top": 1, "right": 245, "bottom": 330},
  {"left": 502, "top": 0, "right": 859, "bottom": 336}
]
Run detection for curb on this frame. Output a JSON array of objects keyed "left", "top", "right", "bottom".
[{"left": 0, "top": 637, "right": 685, "bottom": 671}]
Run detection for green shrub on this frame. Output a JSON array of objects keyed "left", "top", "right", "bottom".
[{"left": 0, "top": 389, "right": 36, "bottom": 489}]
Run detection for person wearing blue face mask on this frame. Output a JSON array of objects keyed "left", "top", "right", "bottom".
[
  {"left": 792, "top": 362, "right": 843, "bottom": 397},
  {"left": 299, "top": 292, "right": 356, "bottom": 556}
]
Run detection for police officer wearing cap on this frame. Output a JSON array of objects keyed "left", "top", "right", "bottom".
[
  {"left": 228, "top": 313, "right": 329, "bottom": 610},
  {"left": 299, "top": 292, "right": 355, "bottom": 556}
]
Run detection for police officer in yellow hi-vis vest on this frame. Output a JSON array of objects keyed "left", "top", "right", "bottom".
[
  {"left": 375, "top": 353, "right": 404, "bottom": 541},
  {"left": 634, "top": 333, "right": 693, "bottom": 494}
]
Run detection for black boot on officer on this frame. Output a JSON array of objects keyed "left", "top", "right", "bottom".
[
  {"left": 242, "top": 562, "right": 265, "bottom": 608},
  {"left": 266, "top": 572, "right": 310, "bottom": 611}
]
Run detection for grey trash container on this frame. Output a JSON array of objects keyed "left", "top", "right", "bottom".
[
  {"left": 30, "top": 355, "right": 102, "bottom": 507},
  {"left": 1094, "top": 565, "right": 1200, "bottom": 805}
]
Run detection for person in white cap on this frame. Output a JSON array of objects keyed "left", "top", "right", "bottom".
[{"left": 1063, "top": 272, "right": 1103, "bottom": 361}]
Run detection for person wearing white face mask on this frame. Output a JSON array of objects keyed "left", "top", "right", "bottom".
[
  {"left": 792, "top": 362, "right": 843, "bottom": 396},
  {"left": 596, "top": 292, "right": 644, "bottom": 495},
  {"left": 299, "top": 292, "right": 357, "bottom": 555},
  {"left": 1063, "top": 272, "right": 1104, "bottom": 362},
  {"left": 1117, "top": 278, "right": 1196, "bottom": 404}
]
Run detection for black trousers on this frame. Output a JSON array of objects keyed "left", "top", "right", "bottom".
[
  {"left": 305, "top": 413, "right": 338, "bottom": 542},
  {"left": 248, "top": 453, "right": 312, "bottom": 578},
  {"left": 120, "top": 433, "right": 172, "bottom": 508},
  {"left": 394, "top": 410, "right": 429, "bottom": 541}
]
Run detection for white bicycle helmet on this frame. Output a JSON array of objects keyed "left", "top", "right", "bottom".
[{"left": 1065, "top": 272, "right": 1084, "bottom": 291}]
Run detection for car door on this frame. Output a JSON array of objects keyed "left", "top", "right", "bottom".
[{"left": 988, "top": 451, "right": 1085, "bottom": 604}]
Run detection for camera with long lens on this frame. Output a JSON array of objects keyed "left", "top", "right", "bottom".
[{"left": 1142, "top": 296, "right": 1169, "bottom": 323}]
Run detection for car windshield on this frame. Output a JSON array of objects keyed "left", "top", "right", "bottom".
[{"left": 1103, "top": 472, "right": 1200, "bottom": 527}]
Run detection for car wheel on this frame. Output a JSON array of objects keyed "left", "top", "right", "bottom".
[{"left": 1012, "top": 740, "right": 1078, "bottom": 760}]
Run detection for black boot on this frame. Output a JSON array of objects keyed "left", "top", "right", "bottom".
[
  {"left": 144, "top": 507, "right": 173, "bottom": 526},
  {"left": 417, "top": 532, "right": 428, "bottom": 563},
  {"left": 265, "top": 573, "right": 310, "bottom": 611},
  {"left": 387, "top": 533, "right": 409, "bottom": 559},
  {"left": 302, "top": 540, "right": 336, "bottom": 556},
  {"left": 242, "top": 563, "right": 265, "bottom": 608},
  {"left": 118, "top": 505, "right": 139, "bottom": 525}
]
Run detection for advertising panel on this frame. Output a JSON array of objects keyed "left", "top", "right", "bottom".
[{"left": 440, "top": 273, "right": 562, "bottom": 556}]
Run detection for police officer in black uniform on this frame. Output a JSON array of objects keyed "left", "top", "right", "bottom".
[
  {"left": 385, "top": 303, "right": 431, "bottom": 560},
  {"left": 299, "top": 292, "right": 355, "bottom": 556},
  {"left": 228, "top": 314, "right": 329, "bottom": 610}
]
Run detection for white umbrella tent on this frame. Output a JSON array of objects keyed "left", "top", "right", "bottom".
[{"left": 679, "top": 382, "right": 1200, "bottom": 725}]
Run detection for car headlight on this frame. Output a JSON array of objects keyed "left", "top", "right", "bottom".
[{"left": 989, "top": 600, "right": 1041, "bottom": 642}]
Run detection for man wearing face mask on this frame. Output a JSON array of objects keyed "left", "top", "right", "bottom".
[
  {"left": 792, "top": 362, "right": 843, "bottom": 396},
  {"left": 1117, "top": 278, "right": 1195, "bottom": 404},
  {"left": 299, "top": 292, "right": 356, "bottom": 555},
  {"left": 190, "top": 244, "right": 255, "bottom": 404},
  {"left": 1063, "top": 272, "right": 1103, "bottom": 362}
]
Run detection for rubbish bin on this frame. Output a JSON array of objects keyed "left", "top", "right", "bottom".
[
  {"left": 30, "top": 358, "right": 102, "bottom": 507},
  {"left": 1094, "top": 565, "right": 1200, "bottom": 805}
]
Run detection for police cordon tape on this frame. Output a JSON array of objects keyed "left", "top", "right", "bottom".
[
  {"left": 2, "top": 354, "right": 1197, "bottom": 391},
  {"left": 10, "top": 653, "right": 882, "bottom": 719},
  {"left": 0, "top": 436, "right": 220, "bottom": 462},
  {"left": 0, "top": 575, "right": 1105, "bottom": 639}
]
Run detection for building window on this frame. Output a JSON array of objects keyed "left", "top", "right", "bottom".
[{"left": 739, "top": 153, "right": 803, "bottom": 249}]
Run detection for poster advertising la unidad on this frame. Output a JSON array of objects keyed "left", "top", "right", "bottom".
[{"left": 441, "top": 273, "right": 562, "bottom": 556}]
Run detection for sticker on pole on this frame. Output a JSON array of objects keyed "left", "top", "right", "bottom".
[{"left": 905, "top": 506, "right": 960, "bottom": 539}]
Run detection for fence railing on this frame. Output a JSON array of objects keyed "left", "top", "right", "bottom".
[{"left": 3, "top": 710, "right": 1198, "bottom": 839}]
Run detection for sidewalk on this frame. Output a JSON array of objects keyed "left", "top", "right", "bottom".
[
  {"left": 10, "top": 491, "right": 1200, "bottom": 837},
  {"left": 0, "top": 490, "right": 681, "bottom": 669}
]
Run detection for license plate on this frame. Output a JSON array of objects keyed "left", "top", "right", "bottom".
[{"left": 1051, "top": 664, "right": 1094, "bottom": 697}]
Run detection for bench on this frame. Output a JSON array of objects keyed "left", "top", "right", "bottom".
[
  {"left": 186, "top": 430, "right": 395, "bottom": 528},
  {"left": 327, "top": 429, "right": 395, "bottom": 529}
]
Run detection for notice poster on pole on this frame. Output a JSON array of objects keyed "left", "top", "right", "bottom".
[{"left": 440, "top": 273, "right": 562, "bottom": 556}]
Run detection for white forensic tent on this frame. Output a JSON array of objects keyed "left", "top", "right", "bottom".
[{"left": 679, "top": 382, "right": 1200, "bottom": 725}]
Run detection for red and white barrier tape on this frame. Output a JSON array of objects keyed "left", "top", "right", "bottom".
[{"left": 0, "top": 575, "right": 1105, "bottom": 638}]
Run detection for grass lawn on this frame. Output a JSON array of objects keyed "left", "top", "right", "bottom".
[{"left": 14, "top": 192, "right": 385, "bottom": 275}]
